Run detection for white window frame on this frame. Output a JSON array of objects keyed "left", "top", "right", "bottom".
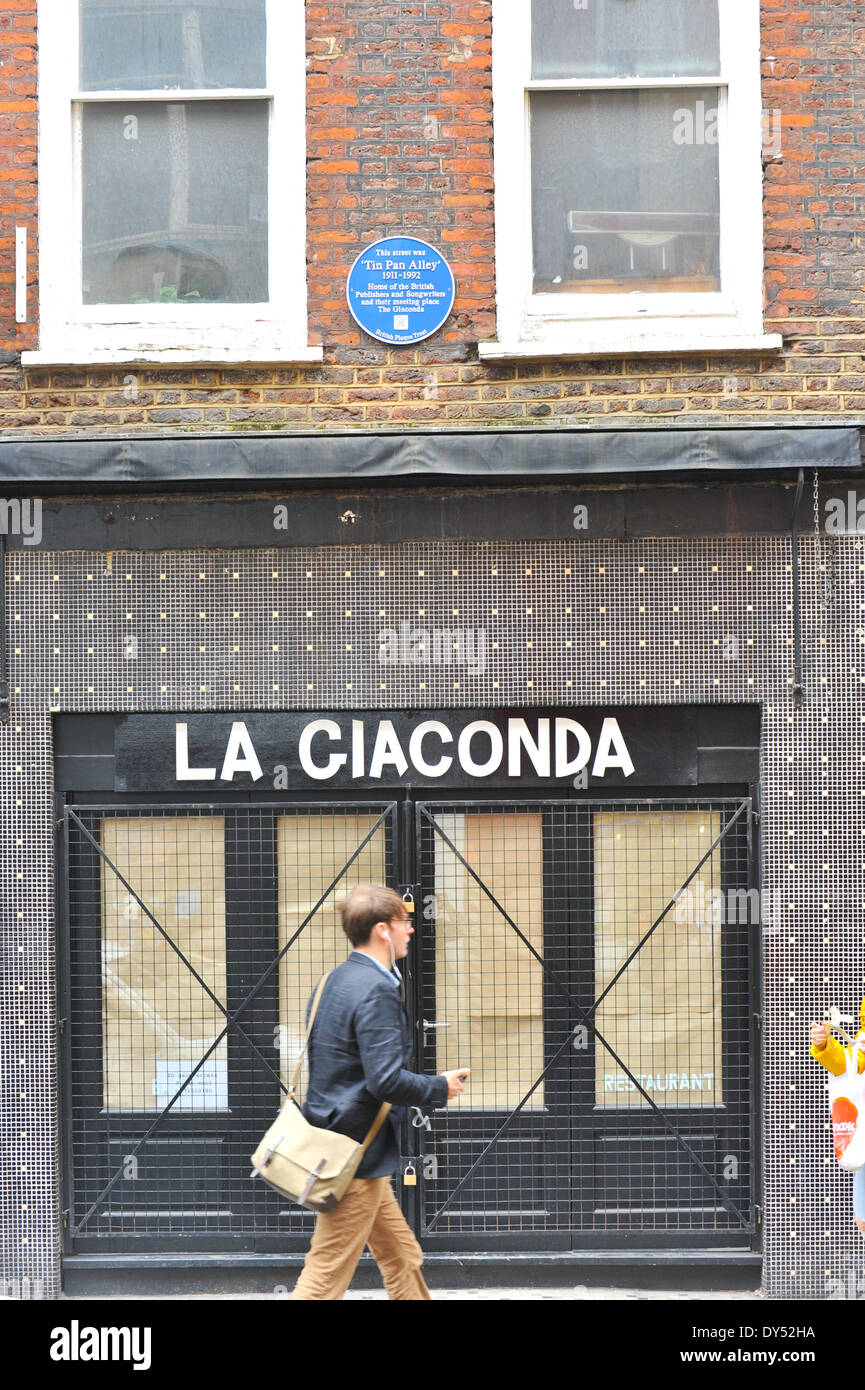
[
  {"left": 25, "top": 0, "right": 321, "bottom": 365},
  {"left": 481, "top": 0, "right": 781, "bottom": 359}
]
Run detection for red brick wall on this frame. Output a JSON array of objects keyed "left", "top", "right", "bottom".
[
  {"left": 1, "top": 1, "right": 865, "bottom": 431},
  {"left": 0, "top": 0, "right": 36, "bottom": 359},
  {"left": 307, "top": 0, "right": 494, "bottom": 354}
]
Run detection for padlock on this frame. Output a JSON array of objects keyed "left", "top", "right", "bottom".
[
  {"left": 403, "top": 1162, "right": 417, "bottom": 1186},
  {"left": 402, "top": 891, "right": 415, "bottom": 915}
]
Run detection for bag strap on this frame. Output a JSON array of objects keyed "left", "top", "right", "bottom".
[
  {"left": 288, "top": 971, "right": 331, "bottom": 1097},
  {"left": 287, "top": 969, "right": 392, "bottom": 1152},
  {"left": 361, "top": 1100, "right": 392, "bottom": 1152}
]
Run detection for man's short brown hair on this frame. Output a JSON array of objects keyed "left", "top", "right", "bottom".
[{"left": 341, "top": 884, "right": 406, "bottom": 947}]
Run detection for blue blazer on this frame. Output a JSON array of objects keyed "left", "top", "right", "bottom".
[{"left": 302, "top": 951, "right": 449, "bottom": 1178}]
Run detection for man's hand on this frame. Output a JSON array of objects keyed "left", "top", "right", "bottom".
[
  {"left": 810, "top": 1021, "right": 828, "bottom": 1049},
  {"left": 443, "top": 1068, "right": 471, "bottom": 1099}
]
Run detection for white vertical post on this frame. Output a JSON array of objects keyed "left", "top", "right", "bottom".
[{"left": 15, "top": 227, "right": 28, "bottom": 323}]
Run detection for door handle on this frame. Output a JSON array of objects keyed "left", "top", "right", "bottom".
[{"left": 422, "top": 1019, "right": 451, "bottom": 1048}]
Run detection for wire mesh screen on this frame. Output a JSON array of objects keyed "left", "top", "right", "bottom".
[
  {"left": 417, "top": 798, "right": 754, "bottom": 1238},
  {"left": 65, "top": 803, "right": 395, "bottom": 1240}
]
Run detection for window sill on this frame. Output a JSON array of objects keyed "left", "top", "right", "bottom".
[
  {"left": 478, "top": 332, "right": 783, "bottom": 362},
  {"left": 21, "top": 344, "right": 324, "bottom": 367}
]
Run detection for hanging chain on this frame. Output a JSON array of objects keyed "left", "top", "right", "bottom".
[{"left": 813, "top": 467, "right": 820, "bottom": 537}]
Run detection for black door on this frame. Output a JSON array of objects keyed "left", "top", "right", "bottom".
[
  {"left": 62, "top": 800, "right": 397, "bottom": 1253},
  {"left": 413, "top": 797, "right": 756, "bottom": 1251},
  {"left": 61, "top": 791, "right": 757, "bottom": 1255}
]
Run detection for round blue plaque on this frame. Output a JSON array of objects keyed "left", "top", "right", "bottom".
[{"left": 346, "top": 237, "right": 456, "bottom": 345}]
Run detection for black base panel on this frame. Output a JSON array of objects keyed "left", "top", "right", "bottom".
[{"left": 63, "top": 1251, "right": 762, "bottom": 1296}]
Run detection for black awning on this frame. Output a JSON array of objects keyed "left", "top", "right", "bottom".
[{"left": 0, "top": 426, "right": 858, "bottom": 486}]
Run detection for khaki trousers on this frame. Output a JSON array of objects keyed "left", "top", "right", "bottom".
[{"left": 289, "top": 1176, "right": 431, "bottom": 1301}]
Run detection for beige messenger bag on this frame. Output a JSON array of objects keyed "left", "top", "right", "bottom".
[{"left": 250, "top": 971, "right": 391, "bottom": 1213}]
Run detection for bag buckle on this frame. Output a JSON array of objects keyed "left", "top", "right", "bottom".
[
  {"left": 297, "top": 1159, "right": 328, "bottom": 1207},
  {"left": 250, "top": 1140, "right": 281, "bottom": 1180}
]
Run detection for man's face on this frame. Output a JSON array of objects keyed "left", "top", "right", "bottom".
[{"left": 385, "top": 911, "right": 414, "bottom": 960}]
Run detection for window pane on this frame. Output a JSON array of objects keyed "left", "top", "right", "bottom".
[
  {"left": 80, "top": 0, "right": 267, "bottom": 91},
  {"left": 593, "top": 811, "right": 724, "bottom": 1109},
  {"left": 277, "top": 815, "right": 386, "bottom": 1090},
  {"left": 531, "top": 88, "right": 721, "bottom": 295},
  {"left": 434, "top": 813, "right": 545, "bottom": 1109},
  {"left": 101, "top": 817, "right": 227, "bottom": 1113},
  {"left": 82, "top": 100, "right": 269, "bottom": 304},
  {"left": 532, "top": 0, "right": 720, "bottom": 79}
]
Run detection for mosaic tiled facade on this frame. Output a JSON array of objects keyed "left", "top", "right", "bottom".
[{"left": 1, "top": 524, "right": 862, "bottom": 1299}]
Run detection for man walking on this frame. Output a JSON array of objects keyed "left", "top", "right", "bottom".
[{"left": 289, "top": 883, "right": 470, "bottom": 1300}]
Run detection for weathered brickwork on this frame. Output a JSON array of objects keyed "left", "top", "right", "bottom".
[
  {"left": 1, "top": 1, "right": 865, "bottom": 430},
  {"left": 0, "top": 0, "right": 36, "bottom": 359},
  {"left": 306, "top": 0, "right": 495, "bottom": 350}
]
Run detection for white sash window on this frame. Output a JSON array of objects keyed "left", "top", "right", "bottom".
[
  {"left": 483, "top": 0, "right": 781, "bottom": 359},
  {"left": 27, "top": 0, "right": 319, "bottom": 365}
]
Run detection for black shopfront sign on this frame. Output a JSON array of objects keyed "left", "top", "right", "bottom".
[
  {"left": 57, "top": 700, "right": 761, "bottom": 1263},
  {"left": 86, "top": 705, "right": 761, "bottom": 793}
]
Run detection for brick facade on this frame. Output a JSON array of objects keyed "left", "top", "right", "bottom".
[
  {"left": 0, "top": 0, "right": 36, "bottom": 360},
  {"left": 0, "top": 1, "right": 863, "bottom": 429}
]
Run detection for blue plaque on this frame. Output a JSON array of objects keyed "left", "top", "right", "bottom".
[{"left": 346, "top": 237, "right": 456, "bottom": 345}]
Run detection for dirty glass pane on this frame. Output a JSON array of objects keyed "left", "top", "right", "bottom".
[
  {"left": 532, "top": 0, "right": 720, "bottom": 80},
  {"left": 82, "top": 100, "right": 269, "bottom": 304},
  {"left": 531, "top": 88, "right": 721, "bottom": 294},
  {"left": 80, "top": 0, "right": 267, "bottom": 91},
  {"left": 433, "top": 813, "right": 545, "bottom": 1109},
  {"left": 593, "top": 810, "right": 723, "bottom": 1108},
  {"left": 101, "top": 817, "right": 227, "bottom": 1112},
  {"left": 277, "top": 815, "right": 387, "bottom": 1090}
]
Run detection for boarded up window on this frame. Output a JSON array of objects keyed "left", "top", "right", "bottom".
[
  {"left": 277, "top": 813, "right": 387, "bottom": 1090},
  {"left": 433, "top": 813, "right": 545, "bottom": 1109},
  {"left": 593, "top": 810, "right": 723, "bottom": 1108},
  {"left": 101, "top": 816, "right": 227, "bottom": 1112}
]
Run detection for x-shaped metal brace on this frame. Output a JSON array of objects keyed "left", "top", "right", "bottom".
[
  {"left": 69, "top": 805, "right": 394, "bottom": 1234},
  {"left": 421, "top": 801, "right": 751, "bottom": 1232}
]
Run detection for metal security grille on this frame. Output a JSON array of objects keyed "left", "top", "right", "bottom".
[
  {"left": 416, "top": 798, "right": 756, "bottom": 1243},
  {"left": 61, "top": 791, "right": 757, "bottom": 1251},
  {"left": 62, "top": 802, "right": 396, "bottom": 1245}
]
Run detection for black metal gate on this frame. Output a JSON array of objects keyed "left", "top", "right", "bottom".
[
  {"left": 61, "top": 801, "right": 397, "bottom": 1251},
  {"left": 61, "top": 793, "right": 758, "bottom": 1254},
  {"left": 413, "top": 798, "right": 757, "bottom": 1250}
]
